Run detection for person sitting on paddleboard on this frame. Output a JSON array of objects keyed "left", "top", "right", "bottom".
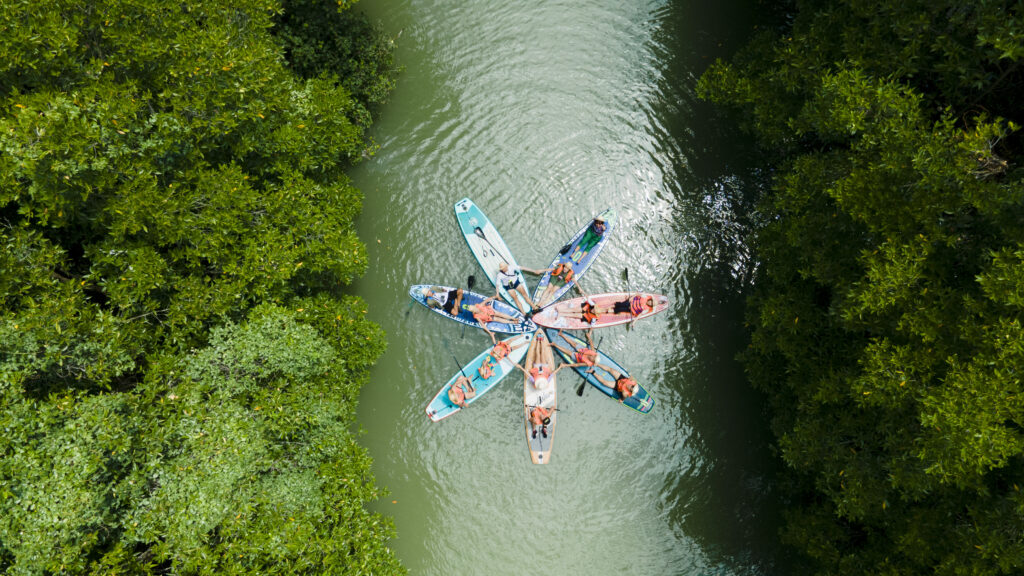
[
  {"left": 535, "top": 260, "right": 575, "bottom": 310},
  {"left": 495, "top": 262, "right": 550, "bottom": 314},
  {"left": 591, "top": 368, "right": 639, "bottom": 403},
  {"left": 424, "top": 286, "right": 464, "bottom": 316},
  {"left": 448, "top": 375, "right": 476, "bottom": 408},
  {"left": 478, "top": 354, "right": 497, "bottom": 380},
  {"left": 528, "top": 403, "right": 554, "bottom": 439},
  {"left": 467, "top": 296, "right": 521, "bottom": 344}
]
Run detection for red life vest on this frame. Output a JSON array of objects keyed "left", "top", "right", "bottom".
[
  {"left": 531, "top": 406, "right": 551, "bottom": 425},
  {"left": 581, "top": 301, "right": 598, "bottom": 323},
  {"left": 449, "top": 385, "right": 466, "bottom": 404},
  {"left": 474, "top": 304, "right": 494, "bottom": 323},
  {"left": 492, "top": 340, "right": 511, "bottom": 360},
  {"left": 629, "top": 295, "right": 645, "bottom": 316},
  {"left": 530, "top": 364, "right": 551, "bottom": 380},
  {"left": 616, "top": 376, "right": 637, "bottom": 398},
  {"left": 478, "top": 358, "right": 495, "bottom": 379},
  {"left": 575, "top": 348, "right": 597, "bottom": 365}
]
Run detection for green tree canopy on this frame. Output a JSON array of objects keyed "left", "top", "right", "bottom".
[
  {"left": 700, "top": 1, "right": 1024, "bottom": 574},
  {"left": 0, "top": 0, "right": 403, "bottom": 573}
]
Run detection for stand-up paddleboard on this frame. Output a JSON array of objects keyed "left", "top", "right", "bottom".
[
  {"left": 425, "top": 333, "right": 533, "bottom": 422},
  {"left": 532, "top": 209, "right": 616, "bottom": 309},
  {"left": 454, "top": 198, "right": 531, "bottom": 314},
  {"left": 410, "top": 285, "right": 537, "bottom": 334},
  {"left": 532, "top": 292, "right": 670, "bottom": 330},
  {"left": 546, "top": 329, "right": 654, "bottom": 414},
  {"left": 523, "top": 331, "right": 557, "bottom": 464}
]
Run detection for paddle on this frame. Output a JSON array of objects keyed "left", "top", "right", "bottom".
[
  {"left": 473, "top": 227, "right": 510, "bottom": 265},
  {"left": 575, "top": 335, "right": 604, "bottom": 397},
  {"left": 461, "top": 275, "right": 476, "bottom": 339},
  {"left": 443, "top": 338, "right": 479, "bottom": 389},
  {"left": 623, "top": 267, "right": 633, "bottom": 332}
]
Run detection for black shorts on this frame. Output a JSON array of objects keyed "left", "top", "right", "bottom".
[
  {"left": 443, "top": 290, "right": 459, "bottom": 314},
  {"left": 503, "top": 278, "right": 521, "bottom": 290},
  {"left": 613, "top": 300, "right": 631, "bottom": 314}
]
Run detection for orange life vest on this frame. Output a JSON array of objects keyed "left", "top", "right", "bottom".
[
  {"left": 530, "top": 364, "right": 551, "bottom": 381},
  {"left": 531, "top": 406, "right": 551, "bottom": 425},
  {"left": 575, "top": 348, "right": 597, "bottom": 365},
  {"left": 492, "top": 340, "right": 511, "bottom": 360},
  {"left": 474, "top": 304, "right": 494, "bottom": 323},
  {"left": 581, "top": 301, "right": 598, "bottom": 323},
  {"left": 629, "top": 295, "right": 645, "bottom": 316},
  {"left": 449, "top": 385, "right": 466, "bottom": 404},
  {"left": 616, "top": 376, "right": 637, "bottom": 398},
  {"left": 478, "top": 358, "right": 495, "bottom": 379}
]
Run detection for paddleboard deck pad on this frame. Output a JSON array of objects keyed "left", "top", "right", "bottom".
[
  {"left": 546, "top": 329, "right": 654, "bottom": 413},
  {"left": 425, "top": 333, "right": 533, "bottom": 422}
]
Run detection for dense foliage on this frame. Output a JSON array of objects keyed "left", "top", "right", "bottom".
[
  {"left": 700, "top": 1, "right": 1024, "bottom": 574},
  {"left": 0, "top": 0, "right": 403, "bottom": 573}
]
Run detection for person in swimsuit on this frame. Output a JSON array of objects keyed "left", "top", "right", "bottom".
[
  {"left": 598, "top": 294, "right": 655, "bottom": 325},
  {"left": 549, "top": 330, "right": 612, "bottom": 373},
  {"left": 495, "top": 261, "right": 550, "bottom": 314},
  {"left": 534, "top": 260, "right": 576, "bottom": 310},
  {"left": 424, "top": 286, "right": 464, "bottom": 316},
  {"left": 590, "top": 367, "right": 639, "bottom": 403},
  {"left": 466, "top": 296, "right": 521, "bottom": 344},
  {"left": 447, "top": 374, "right": 476, "bottom": 408},
  {"left": 569, "top": 217, "right": 607, "bottom": 262},
  {"left": 527, "top": 404, "right": 554, "bottom": 439}
]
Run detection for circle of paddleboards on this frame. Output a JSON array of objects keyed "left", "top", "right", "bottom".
[
  {"left": 454, "top": 198, "right": 531, "bottom": 314},
  {"left": 532, "top": 208, "right": 616, "bottom": 309},
  {"left": 531, "top": 292, "right": 669, "bottom": 330},
  {"left": 425, "top": 333, "right": 533, "bottom": 422},
  {"left": 409, "top": 284, "right": 537, "bottom": 334},
  {"left": 545, "top": 328, "right": 654, "bottom": 414},
  {"left": 523, "top": 331, "right": 557, "bottom": 465}
]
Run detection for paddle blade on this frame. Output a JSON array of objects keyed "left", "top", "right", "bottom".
[
  {"left": 576, "top": 381, "right": 585, "bottom": 396},
  {"left": 467, "top": 275, "right": 476, "bottom": 290}
]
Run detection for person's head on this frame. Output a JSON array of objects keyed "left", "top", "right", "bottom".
[
  {"left": 535, "top": 376, "right": 549, "bottom": 390},
  {"left": 593, "top": 218, "right": 606, "bottom": 233},
  {"left": 499, "top": 262, "right": 508, "bottom": 272}
]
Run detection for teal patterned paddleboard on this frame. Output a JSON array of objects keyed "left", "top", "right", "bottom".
[
  {"left": 454, "top": 198, "right": 530, "bottom": 313},
  {"left": 425, "top": 333, "right": 533, "bottom": 422},
  {"left": 546, "top": 328, "right": 654, "bottom": 414}
]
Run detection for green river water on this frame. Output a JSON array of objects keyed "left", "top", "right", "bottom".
[{"left": 349, "top": 1, "right": 783, "bottom": 574}]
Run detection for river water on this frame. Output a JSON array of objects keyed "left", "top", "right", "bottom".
[{"left": 349, "top": 1, "right": 781, "bottom": 574}]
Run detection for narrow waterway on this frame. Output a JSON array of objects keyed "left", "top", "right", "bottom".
[{"left": 349, "top": 1, "right": 781, "bottom": 574}]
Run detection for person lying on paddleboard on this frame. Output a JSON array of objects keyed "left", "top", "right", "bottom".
[
  {"left": 448, "top": 375, "right": 476, "bottom": 408},
  {"left": 599, "top": 294, "right": 655, "bottom": 325},
  {"left": 590, "top": 368, "right": 639, "bottom": 403},
  {"left": 424, "top": 286, "right": 464, "bottom": 316},
  {"left": 527, "top": 404, "right": 554, "bottom": 439},
  {"left": 495, "top": 261, "right": 551, "bottom": 314},
  {"left": 551, "top": 330, "right": 613, "bottom": 373},
  {"left": 511, "top": 356, "right": 567, "bottom": 391},
  {"left": 466, "top": 297, "right": 521, "bottom": 344}
]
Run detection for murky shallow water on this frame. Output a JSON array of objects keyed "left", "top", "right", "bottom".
[{"left": 349, "top": 1, "right": 782, "bottom": 574}]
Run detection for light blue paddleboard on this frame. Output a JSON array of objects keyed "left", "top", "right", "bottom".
[
  {"left": 532, "top": 208, "right": 617, "bottom": 309},
  {"left": 409, "top": 284, "right": 537, "bottom": 334},
  {"left": 425, "top": 333, "right": 533, "bottom": 422},
  {"left": 454, "top": 198, "right": 530, "bottom": 313},
  {"left": 546, "top": 328, "right": 654, "bottom": 414}
]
